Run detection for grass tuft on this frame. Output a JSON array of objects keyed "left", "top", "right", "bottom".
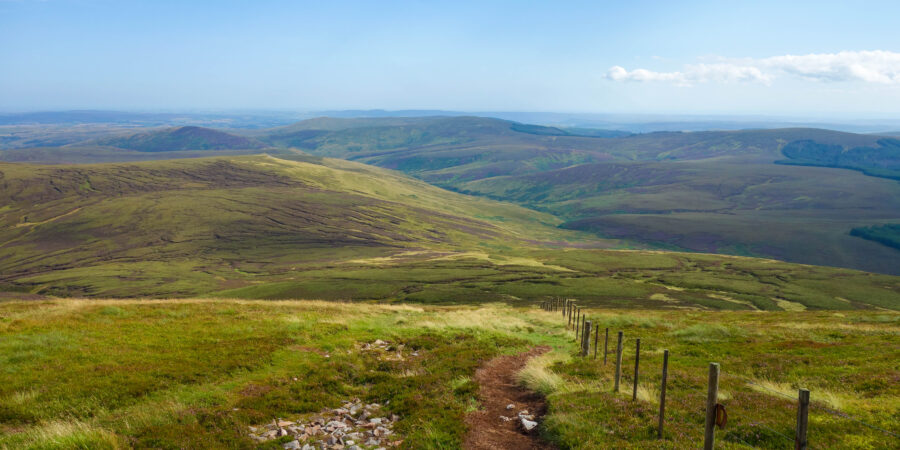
[
  {"left": 516, "top": 352, "right": 568, "bottom": 396},
  {"left": 2, "top": 420, "right": 122, "bottom": 450},
  {"left": 671, "top": 323, "right": 744, "bottom": 343},
  {"left": 747, "top": 379, "right": 844, "bottom": 410}
]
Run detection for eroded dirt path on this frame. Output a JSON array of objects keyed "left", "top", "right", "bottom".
[{"left": 464, "top": 346, "right": 555, "bottom": 450}]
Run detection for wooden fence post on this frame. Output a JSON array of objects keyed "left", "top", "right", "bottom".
[
  {"left": 581, "top": 321, "right": 592, "bottom": 356},
  {"left": 658, "top": 349, "right": 669, "bottom": 439},
  {"left": 796, "top": 388, "right": 810, "bottom": 450},
  {"left": 575, "top": 308, "right": 581, "bottom": 341},
  {"left": 593, "top": 323, "right": 599, "bottom": 359},
  {"left": 581, "top": 313, "right": 591, "bottom": 339},
  {"left": 604, "top": 327, "right": 609, "bottom": 365},
  {"left": 704, "top": 362, "right": 720, "bottom": 450},
  {"left": 632, "top": 338, "right": 641, "bottom": 401},
  {"left": 614, "top": 331, "right": 623, "bottom": 392}
]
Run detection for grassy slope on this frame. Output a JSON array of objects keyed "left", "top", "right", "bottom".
[
  {"left": 526, "top": 306, "right": 900, "bottom": 449},
  {"left": 249, "top": 119, "right": 900, "bottom": 274},
  {"left": 0, "top": 300, "right": 896, "bottom": 449},
  {"left": 0, "top": 155, "right": 580, "bottom": 298},
  {"left": 458, "top": 161, "right": 900, "bottom": 274},
  {"left": 1, "top": 155, "right": 898, "bottom": 309}
]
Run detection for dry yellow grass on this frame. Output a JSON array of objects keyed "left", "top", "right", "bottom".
[
  {"left": 2, "top": 419, "right": 122, "bottom": 450},
  {"left": 747, "top": 378, "right": 845, "bottom": 410},
  {"left": 634, "top": 383, "right": 660, "bottom": 404},
  {"left": 774, "top": 298, "right": 808, "bottom": 311},
  {"left": 517, "top": 351, "right": 568, "bottom": 395}
]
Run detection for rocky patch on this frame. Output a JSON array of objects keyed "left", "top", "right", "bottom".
[
  {"left": 248, "top": 398, "right": 401, "bottom": 450},
  {"left": 358, "top": 339, "right": 420, "bottom": 361}
]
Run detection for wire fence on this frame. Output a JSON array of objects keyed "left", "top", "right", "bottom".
[{"left": 536, "top": 298, "right": 899, "bottom": 448}]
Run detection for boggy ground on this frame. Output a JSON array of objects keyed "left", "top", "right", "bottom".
[{"left": 0, "top": 299, "right": 897, "bottom": 449}]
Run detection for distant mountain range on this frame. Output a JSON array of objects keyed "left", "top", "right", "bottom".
[{"left": 4, "top": 109, "right": 900, "bottom": 133}]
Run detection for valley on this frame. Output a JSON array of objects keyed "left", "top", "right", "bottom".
[{"left": 2, "top": 116, "right": 897, "bottom": 275}]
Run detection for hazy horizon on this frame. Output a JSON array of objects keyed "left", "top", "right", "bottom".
[{"left": 2, "top": 1, "right": 900, "bottom": 117}]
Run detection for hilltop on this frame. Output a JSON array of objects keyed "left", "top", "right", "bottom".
[{"left": 91, "top": 125, "right": 267, "bottom": 151}]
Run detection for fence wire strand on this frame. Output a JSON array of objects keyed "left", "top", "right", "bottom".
[{"left": 536, "top": 303, "right": 900, "bottom": 444}]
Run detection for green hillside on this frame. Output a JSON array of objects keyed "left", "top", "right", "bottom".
[
  {"left": 458, "top": 160, "right": 900, "bottom": 274},
  {"left": 248, "top": 118, "right": 900, "bottom": 274},
  {"left": 0, "top": 155, "right": 898, "bottom": 310},
  {"left": 1, "top": 300, "right": 897, "bottom": 449},
  {"left": 2, "top": 117, "right": 899, "bottom": 275},
  {"left": 0, "top": 155, "right": 588, "bottom": 298}
]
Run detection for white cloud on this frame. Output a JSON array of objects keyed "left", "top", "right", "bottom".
[{"left": 607, "top": 50, "right": 900, "bottom": 86}]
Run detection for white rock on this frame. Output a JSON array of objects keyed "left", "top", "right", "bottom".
[
  {"left": 283, "top": 440, "right": 301, "bottom": 450},
  {"left": 506, "top": 404, "right": 515, "bottom": 410},
  {"left": 521, "top": 417, "right": 538, "bottom": 431}
]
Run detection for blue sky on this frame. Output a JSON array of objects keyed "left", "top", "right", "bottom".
[{"left": 2, "top": 0, "right": 900, "bottom": 116}]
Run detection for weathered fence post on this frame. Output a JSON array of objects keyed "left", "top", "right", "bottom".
[
  {"left": 632, "top": 338, "right": 641, "bottom": 401},
  {"left": 614, "top": 331, "right": 624, "bottom": 392},
  {"left": 796, "top": 388, "right": 810, "bottom": 450},
  {"left": 575, "top": 308, "right": 581, "bottom": 341},
  {"left": 704, "top": 362, "right": 720, "bottom": 450},
  {"left": 604, "top": 327, "right": 609, "bottom": 365},
  {"left": 593, "top": 323, "right": 599, "bottom": 359},
  {"left": 658, "top": 349, "right": 669, "bottom": 439},
  {"left": 581, "top": 321, "right": 592, "bottom": 356},
  {"left": 581, "top": 314, "right": 586, "bottom": 341}
]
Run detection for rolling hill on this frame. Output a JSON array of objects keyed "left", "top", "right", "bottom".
[
  {"left": 91, "top": 125, "right": 267, "bottom": 151},
  {"left": 0, "top": 154, "right": 586, "bottom": 298},
  {"left": 1, "top": 154, "right": 898, "bottom": 310},
  {"left": 248, "top": 117, "right": 900, "bottom": 274},
  {"left": 2, "top": 116, "right": 898, "bottom": 275}
]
